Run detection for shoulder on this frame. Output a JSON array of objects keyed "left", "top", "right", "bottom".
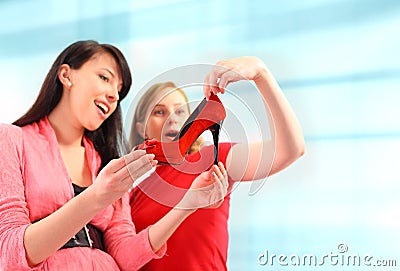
[
  {"left": 0, "top": 124, "right": 24, "bottom": 160},
  {"left": 0, "top": 123, "right": 23, "bottom": 142},
  {"left": 0, "top": 122, "right": 41, "bottom": 146}
]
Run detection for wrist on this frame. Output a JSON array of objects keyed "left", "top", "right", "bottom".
[
  {"left": 175, "top": 195, "right": 198, "bottom": 212},
  {"left": 253, "top": 64, "right": 269, "bottom": 84},
  {"left": 173, "top": 206, "right": 197, "bottom": 217},
  {"left": 82, "top": 185, "right": 108, "bottom": 213}
]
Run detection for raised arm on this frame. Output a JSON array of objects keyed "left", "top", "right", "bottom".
[{"left": 203, "top": 56, "right": 305, "bottom": 182}]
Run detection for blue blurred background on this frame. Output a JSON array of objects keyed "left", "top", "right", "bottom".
[{"left": 1, "top": 0, "right": 399, "bottom": 270}]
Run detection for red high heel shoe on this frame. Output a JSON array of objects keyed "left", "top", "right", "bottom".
[{"left": 143, "top": 93, "right": 226, "bottom": 165}]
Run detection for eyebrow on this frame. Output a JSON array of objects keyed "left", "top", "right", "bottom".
[
  {"left": 155, "top": 103, "right": 185, "bottom": 107},
  {"left": 101, "top": 68, "right": 115, "bottom": 77},
  {"left": 101, "top": 67, "right": 123, "bottom": 91}
]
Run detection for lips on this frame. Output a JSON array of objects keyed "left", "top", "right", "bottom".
[
  {"left": 163, "top": 129, "right": 179, "bottom": 141},
  {"left": 94, "top": 100, "right": 110, "bottom": 115}
]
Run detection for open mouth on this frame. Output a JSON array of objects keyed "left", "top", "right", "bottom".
[
  {"left": 164, "top": 130, "right": 179, "bottom": 140},
  {"left": 94, "top": 101, "right": 109, "bottom": 115}
]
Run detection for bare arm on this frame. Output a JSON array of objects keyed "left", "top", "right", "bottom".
[
  {"left": 24, "top": 151, "right": 155, "bottom": 266},
  {"left": 148, "top": 162, "right": 228, "bottom": 252},
  {"left": 204, "top": 57, "right": 305, "bottom": 182}
]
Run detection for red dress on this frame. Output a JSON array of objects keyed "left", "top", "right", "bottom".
[{"left": 130, "top": 143, "right": 234, "bottom": 271}]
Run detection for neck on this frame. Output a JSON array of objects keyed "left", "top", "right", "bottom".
[{"left": 48, "top": 103, "right": 85, "bottom": 147}]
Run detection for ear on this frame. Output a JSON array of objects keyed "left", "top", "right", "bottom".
[
  {"left": 58, "top": 64, "right": 73, "bottom": 88},
  {"left": 136, "top": 122, "right": 146, "bottom": 139}
]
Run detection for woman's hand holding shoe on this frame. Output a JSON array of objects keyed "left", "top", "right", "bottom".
[
  {"left": 203, "top": 56, "right": 268, "bottom": 97},
  {"left": 88, "top": 150, "right": 157, "bottom": 210},
  {"left": 177, "top": 162, "right": 229, "bottom": 210}
]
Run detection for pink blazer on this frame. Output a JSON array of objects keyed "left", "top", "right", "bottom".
[{"left": 0, "top": 117, "right": 165, "bottom": 271}]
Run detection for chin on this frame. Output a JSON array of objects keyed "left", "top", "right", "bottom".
[{"left": 85, "top": 122, "right": 103, "bottom": 131}]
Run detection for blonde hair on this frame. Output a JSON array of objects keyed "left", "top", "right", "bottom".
[{"left": 129, "top": 81, "right": 203, "bottom": 153}]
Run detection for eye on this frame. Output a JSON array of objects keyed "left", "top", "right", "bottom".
[
  {"left": 99, "top": 74, "right": 109, "bottom": 82},
  {"left": 176, "top": 108, "right": 187, "bottom": 115},
  {"left": 153, "top": 109, "right": 164, "bottom": 116}
]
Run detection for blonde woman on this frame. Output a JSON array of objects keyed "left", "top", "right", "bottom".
[{"left": 129, "top": 56, "right": 305, "bottom": 270}]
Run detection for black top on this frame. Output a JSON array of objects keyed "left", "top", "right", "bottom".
[{"left": 72, "top": 183, "right": 87, "bottom": 196}]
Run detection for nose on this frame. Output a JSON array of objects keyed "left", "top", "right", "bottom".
[
  {"left": 106, "top": 87, "right": 119, "bottom": 103},
  {"left": 166, "top": 111, "right": 178, "bottom": 125}
]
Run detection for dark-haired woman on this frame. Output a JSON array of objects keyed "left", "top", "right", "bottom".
[{"left": 0, "top": 40, "right": 228, "bottom": 271}]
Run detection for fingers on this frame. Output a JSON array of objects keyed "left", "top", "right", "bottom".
[
  {"left": 124, "top": 150, "right": 148, "bottom": 164},
  {"left": 126, "top": 153, "right": 157, "bottom": 181},
  {"left": 132, "top": 143, "right": 143, "bottom": 151},
  {"left": 92, "top": 149, "right": 158, "bottom": 208},
  {"left": 204, "top": 64, "right": 229, "bottom": 98},
  {"left": 203, "top": 72, "right": 212, "bottom": 99},
  {"left": 104, "top": 150, "right": 148, "bottom": 174},
  {"left": 217, "top": 162, "right": 229, "bottom": 191},
  {"left": 109, "top": 153, "right": 156, "bottom": 192},
  {"left": 204, "top": 61, "right": 245, "bottom": 98},
  {"left": 211, "top": 162, "right": 228, "bottom": 185},
  {"left": 204, "top": 57, "right": 264, "bottom": 98},
  {"left": 102, "top": 157, "right": 128, "bottom": 175},
  {"left": 208, "top": 162, "right": 229, "bottom": 205},
  {"left": 212, "top": 162, "right": 227, "bottom": 180},
  {"left": 217, "top": 70, "right": 239, "bottom": 92},
  {"left": 107, "top": 150, "right": 157, "bottom": 183}
]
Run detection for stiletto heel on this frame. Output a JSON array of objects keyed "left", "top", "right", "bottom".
[
  {"left": 143, "top": 93, "right": 226, "bottom": 165},
  {"left": 210, "top": 121, "right": 223, "bottom": 165}
]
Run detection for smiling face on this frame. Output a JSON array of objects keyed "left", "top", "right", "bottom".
[
  {"left": 66, "top": 52, "right": 122, "bottom": 131},
  {"left": 143, "top": 88, "right": 190, "bottom": 142}
]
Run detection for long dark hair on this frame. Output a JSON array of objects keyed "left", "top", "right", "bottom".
[{"left": 13, "top": 40, "right": 132, "bottom": 171}]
